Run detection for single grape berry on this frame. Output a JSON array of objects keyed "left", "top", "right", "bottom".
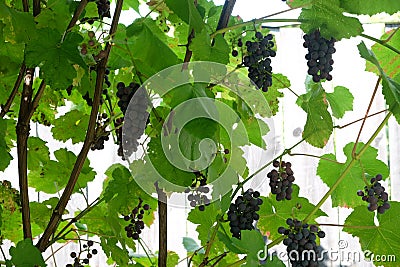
[
  {"left": 232, "top": 50, "right": 239, "bottom": 57},
  {"left": 70, "top": 252, "right": 77, "bottom": 258}
]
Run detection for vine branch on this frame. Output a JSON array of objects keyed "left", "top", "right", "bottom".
[
  {"left": 0, "top": 64, "right": 26, "bottom": 118},
  {"left": 155, "top": 182, "right": 167, "bottom": 267},
  {"left": 16, "top": 67, "right": 35, "bottom": 239},
  {"left": 36, "top": 0, "right": 124, "bottom": 252}
]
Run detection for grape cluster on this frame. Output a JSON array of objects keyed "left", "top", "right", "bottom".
[
  {"left": 184, "top": 186, "right": 210, "bottom": 211},
  {"left": 116, "top": 82, "right": 140, "bottom": 115},
  {"left": 303, "top": 29, "right": 336, "bottom": 82},
  {"left": 123, "top": 200, "right": 150, "bottom": 240},
  {"left": 227, "top": 189, "right": 263, "bottom": 239},
  {"left": 115, "top": 117, "right": 124, "bottom": 159},
  {"left": 357, "top": 174, "right": 390, "bottom": 214},
  {"left": 92, "top": 0, "right": 110, "bottom": 18},
  {"left": 122, "top": 86, "right": 150, "bottom": 156},
  {"left": 278, "top": 218, "right": 325, "bottom": 267},
  {"left": 91, "top": 113, "right": 110, "bottom": 150},
  {"left": 66, "top": 240, "right": 98, "bottom": 267},
  {"left": 267, "top": 160, "right": 295, "bottom": 201},
  {"left": 241, "top": 32, "right": 276, "bottom": 92}
]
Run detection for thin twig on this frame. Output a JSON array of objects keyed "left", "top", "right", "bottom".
[
  {"left": 289, "top": 153, "right": 341, "bottom": 164},
  {"left": 0, "top": 64, "right": 26, "bottom": 118},
  {"left": 36, "top": 0, "right": 124, "bottom": 252},
  {"left": 360, "top": 33, "right": 400, "bottom": 55},
  {"left": 28, "top": 80, "right": 46, "bottom": 118},
  {"left": 352, "top": 77, "right": 381, "bottom": 158},
  {"left": 334, "top": 109, "right": 387, "bottom": 129}
]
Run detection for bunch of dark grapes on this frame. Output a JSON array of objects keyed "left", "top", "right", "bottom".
[
  {"left": 66, "top": 240, "right": 98, "bottom": 267},
  {"left": 184, "top": 186, "right": 210, "bottom": 211},
  {"left": 278, "top": 218, "right": 325, "bottom": 267},
  {"left": 303, "top": 29, "right": 336, "bottom": 82},
  {"left": 116, "top": 82, "right": 140, "bottom": 115},
  {"left": 267, "top": 160, "right": 295, "bottom": 201},
  {"left": 227, "top": 189, "right": 263, "bottom": 239},
  {"left": 93, "top": 0, "right": 110, "bottom": 18},
  {"left": 241, "top": 32, "right": 276, "bottom": 92},
  {"left": 122, "top": 86, "right": 150, "bottom": 156},
  {"left": 115, "top": 117, "right": 124, "bottom": 158},
  {"left": 91, "top": 113, "right": 110, "bottom": 150},
  {"left": 357, "top": 174, "right": 390, "bottom": 214},
  {"left": 123, "top": 200, "right": 150, "bottom": 240}
]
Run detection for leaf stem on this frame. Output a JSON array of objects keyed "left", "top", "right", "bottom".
[
  {"left": 352, "top": 76, "right": 381, "bottom": 158},
  {"left": 317, "top": 223, "right": 377, "bottom": 229},
  {"left": 334, "top": 109, "right": 387, "bottom": 129},
  {"left": 302, "top": 111, "right": 392, "bottom": 224},
  {"left": 138, "top": 238, "right": 155, "bottom": 266},
  {"left": 200, "top": 221, "right": 220, "bottom": 267},
  {"left": 289, "top": 153, "right": 341, "bottom": 164},
  {"left": 360, "top": 33, "right": 400, "bottom": 55}
]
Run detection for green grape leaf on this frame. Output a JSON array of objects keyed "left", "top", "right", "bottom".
[
  {"left": 25, "top": 29, "right": 87, "bottom": 89},
  {"left": 164, "top": 0, "right": 205, "bottom": 32},
  {"left": 190, "top": 29, "right": 230, "bottom": 64},
  {"left": 0, "top": 2, "right": 36, "bottom": 43},
  {"left": 296, "top": 82, "right": 333, "bottom": 148},
  {"left": 29, "top": 148, "right": 96, "bottom": 194},
  {"left": 30, "top": 201, "right": 53, "bottom": 231},
  {"left": 339, "top": 0, "right": 400, "bottom": 16},
  {"left": 123, "top": 0, "right": 140, "bottom": 12},
  {"left": 264, "top": 74, "right": 288, "bottom": 116},
  {"left": 298, "top": 0, "right": 363, "bottom": 40},
  {"left": 183, "top": 237, "right": 205, "bottom": 253},
  {"left": 35, "top": 0, "right": 70, "bottom": 32},
  {"left": 0, "top": 118, "right": 13, "bottom": 171},
  {"left": 358, "top": 41, "right": 400, "bottom": 124},
  {"left": 123, "top": 19, "right": 182, "bottom": 77},
  {"left": 102, "top": 163, "right": 157, "bottom": 226},
  {"left": 366, "top": 29, "right": 400, "bottom": 78},
  {"left": 167, "top": 251, "right": 179, "bottom": 267},
  {"left": 258, "top": 185, "right": 327, "bottom": 241},
  {"left": 101, "top": 235, "right": 130, "bottom": 266},
  {"left": 9, "top": 239, "right": 46, "bottom": 267},
  {"left": 27, "top": 137, "right": 50, "bottom": 171},
  {"left": 51, "top": 109, "right": 89, "bottom": 144},
  {"left": 325, "top": 86, "right": 354, "bottom": 119},
  {"left": 242, "top": 117, "right": 269, "bottom": 149},
  {"left": 317, "top": 142, "right": 389, "bottom": 208},
  {"left": 231, "top": 230, "right": 266, "bottom": 266},
  {"left": 343, "top": 202, "right": 400, "bottom": 266}
]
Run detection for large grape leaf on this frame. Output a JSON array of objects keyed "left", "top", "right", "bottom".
[
  {"left": 231, "top": 230, "right": 266, "bottom": 266},
  {"left": 25, "top": 29, "right": 86, "bottom": 89},
  {"left": 257, "top": 185, "right": 327, "bottom": 242},
  {"left": 343, "top": 202, "right": 400, "bottom": 267},
  {"left": 123, "top": 19, "right": 182, "bottom": 77},
  {"left": 27, "top": 137, "right": 50, "bottom": 171},
  {"left": 265, "top": 73, "right": 287, "bottom": 116},
  {"left": 82, "top": 204, "right": 136, "bottom": 265},
  {"left": 35, "top": 0, "right": 70, "bottom": 32},
  {"left": 190, "top": 29, "right": 230, "bottom": 64},
  {"left": 296, "top": 0, "right": 363, "bottom": 40},
  {"left": 188, "top": 203, "right": 239, "bottom": 266},
  {"left": 0, "top": 118, "right": 13, "bottom": 171},
  {"left": 358, "top": 41, "right": 400, "bottom": 124},
  {"left": 0, "top": 2, "right": 36, "bottom": 43},
  {"left": 164, "top": 0, "right": 205, "bottom": 32},
  {"left": 51, "top": 109, "right": 89, "bottom": 144},
  {"left": 325, "top": 86, "right": 354, "bottom": 119},
  {"left": 9, "top": 239, "right": 46, "bottom": 267},
  {"left": 366, "top": 29, "right": 400, "bottom": 79},
  {"left": 29, "top": 149, "right": 96, "bottom": 194},
  {"left": 296, "top": 81, "right": 333, "bottom": 148},
  {"left": 317, "top": 142, "right": 389, "bottom": 208},
  {"left": 102, "top": 163, "right": 157, "bottom": 225},
  {"left": 339, "top": 0, "right": 400, "bottom": 16}
]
